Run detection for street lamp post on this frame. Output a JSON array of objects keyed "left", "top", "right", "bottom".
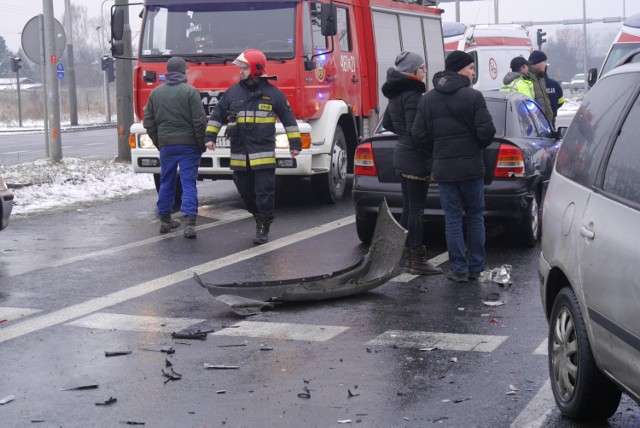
[{"left": 583, "top": 0, "right": 589, "bottom": 93}]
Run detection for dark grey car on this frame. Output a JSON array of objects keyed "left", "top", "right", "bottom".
[{"left": 352, "top": 91, "right": 561, "bottom": 247}]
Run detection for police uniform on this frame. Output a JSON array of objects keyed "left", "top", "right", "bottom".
[{"left": 205, "top": 78, "right": 301, "bottom": 222}]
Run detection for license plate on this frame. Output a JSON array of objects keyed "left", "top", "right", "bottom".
[{"left": 216, "top": 136, "right": 231, "bottom": 148}]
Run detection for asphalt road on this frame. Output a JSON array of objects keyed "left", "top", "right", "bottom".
[
  {"left": 0, "top": 180, "right": 638, "bottom": 427},
  {"left": 0, "top": 126, "right": 118, "bottom": 166}
]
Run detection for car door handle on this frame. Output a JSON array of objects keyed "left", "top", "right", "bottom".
[{"left": 580, "top": 224, "right": 595, "bottom": 240}]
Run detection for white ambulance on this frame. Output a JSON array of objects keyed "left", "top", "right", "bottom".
[
  {"left": 443, "top": 22, "right": 532, "bottom": 91},
  {"left": 593, "top": 13, "right": 640, "bottom": 82}
]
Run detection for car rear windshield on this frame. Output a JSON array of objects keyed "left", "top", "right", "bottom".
[{"left": 485, "top": 100, "right": 506, "bottom": 137}]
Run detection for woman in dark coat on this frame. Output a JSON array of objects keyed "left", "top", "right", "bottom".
[{"left": 381, "top": 51, "right": 442, "bottom": 275}]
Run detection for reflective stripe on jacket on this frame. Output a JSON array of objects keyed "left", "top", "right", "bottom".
[{"left": 205, "top": 78, "right": 301, "bottom": 171}]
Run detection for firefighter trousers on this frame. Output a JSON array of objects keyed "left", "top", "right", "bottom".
[{"left": 233, "top": 167, "right": 276, "bottom": 221}]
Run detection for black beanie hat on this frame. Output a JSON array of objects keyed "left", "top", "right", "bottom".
[
  {"left": 528, "top": 50, "right": 548, "bottom": 65},
  {"left": 445, "top": 50, "right": 475, "bottom": 72}
]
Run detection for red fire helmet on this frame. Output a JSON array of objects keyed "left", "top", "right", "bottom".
[{"left": 233, "top": 49, "right": 269, "bottom": 78}]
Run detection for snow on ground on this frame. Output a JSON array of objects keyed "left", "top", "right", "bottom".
[{"left": 0, "top": 158, "right": 155, "bottom": 217}]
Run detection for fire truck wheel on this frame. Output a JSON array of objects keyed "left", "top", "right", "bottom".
[
  {"left": 311, "top": 125, "right": 348, "bottom": 204},
  {"left": 153, "top": 173, "right": 183, "bottom": 214}
]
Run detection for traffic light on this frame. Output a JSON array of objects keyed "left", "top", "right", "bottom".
[
  {"left": 537, "top": 29, "right": 547, "bottom": 48},
  {"left": 101, "top": 56, "right": 115, "bottom": 82},
  {"left": 10, "top": 57, "right": 22, "bottom": 73}
]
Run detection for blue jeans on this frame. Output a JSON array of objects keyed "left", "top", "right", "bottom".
[
  {"left": 438, "top": 178, "right": 485, "bottom": 275},
  {"left": 400, "top": 176, "right": 428, "bottom": 249},
  {"left": 157, "top": 145, "right": 202, "bottom": 218}
]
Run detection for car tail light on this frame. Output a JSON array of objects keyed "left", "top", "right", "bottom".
[
  {"left": 354, "top": 143, "right": 377, "bottom": 176},
  {"left": 493, "top": 144, "right": 525, "bottom": 178}
]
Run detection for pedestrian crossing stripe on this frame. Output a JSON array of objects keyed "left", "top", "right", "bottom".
[
  {"left": 65, "top": 313, "right": 206, "bottom": 333},
  {"left": 534, "top": 338, "right": 548, "bottom": 355},
  {"left": 366, "top": 330, "right": 508, "bottom": 352},
  {"left": 0, "top": 307, "right": 43, "bottom": 322},
  {"left": 212, "top": 321, "right": 349, "bottom": 342}
]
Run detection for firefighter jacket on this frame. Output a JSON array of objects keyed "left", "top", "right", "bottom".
[
  {"left": 499, "top": 72, "right": 534, "bottom": 99},
  {"left": 205, "top": 78, "right": 301, "bottom": 171}
]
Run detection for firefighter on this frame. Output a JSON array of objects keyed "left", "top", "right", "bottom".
[{"left": 204, "top": 49, "right": 301, "bottom": 245}]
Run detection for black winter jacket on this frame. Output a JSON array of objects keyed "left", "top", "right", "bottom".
[
  {"left": 381, "top": 68, "right": 430, "bottom": 177},
  {"left": 411, "top": 70, "right": 496, "bottom": 183}
]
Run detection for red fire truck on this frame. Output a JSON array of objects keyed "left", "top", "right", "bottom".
[{"left": 111, "top": 0, "right": 445, "bottom": 202}]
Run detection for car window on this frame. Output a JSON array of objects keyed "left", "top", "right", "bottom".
[
  {"left": 526, "top": 99, "right": 554, "bottom": 138},
  {"left": 602, "top": 95, "right": 640, "bottom": 206},
  {"left": 556, "top": 73, "right": 639, "bottom": 187},
  {"left": 485, "top": 99, "right": 506, "bottom": 137},
  {"left": 516, "top": 100, "right": 537, "bottom": 137}
]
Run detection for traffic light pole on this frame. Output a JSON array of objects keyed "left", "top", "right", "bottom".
[
  {"left": 103, "top": 69, "right": 111, "bottom": 123},
  {"left": 16, "top": 67, "right": 22, "bottom": 127}
]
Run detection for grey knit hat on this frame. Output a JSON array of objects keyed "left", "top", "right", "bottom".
[
  {"left": 167, "top": 56, "right": 187, "bottom": 74},
  {"left": 394, "top": 51, "right": 425, "bottom": 74}
]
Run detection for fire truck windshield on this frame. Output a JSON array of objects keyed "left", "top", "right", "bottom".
[{"left": 140, "top": 2, "right": 296, "bottom": 60}]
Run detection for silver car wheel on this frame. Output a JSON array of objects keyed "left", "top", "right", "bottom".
[{"left": 551, "top": 306, "right": 578, "bottom": 401}]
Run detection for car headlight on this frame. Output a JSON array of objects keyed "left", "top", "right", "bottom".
[
  {"left": 139, "top": 133, "right": 156, "bottom": 149},
  {"left": 275, "top": 134, "right": 290, "bottom": 149}
]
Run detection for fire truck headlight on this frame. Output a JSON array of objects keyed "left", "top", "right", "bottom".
[
  {"left": 275, "top": 134, "right": 290, "bottom": 149},
  {"left": 139, "top": 134, "right": 155, "bottom": 149}
]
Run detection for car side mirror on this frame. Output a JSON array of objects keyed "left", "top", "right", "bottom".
[
  {"left": 556, "top": 126, "right": 568, "bottom": 140},
  {"left": 587, "top": 68, "right": 597, "bottom": 87}
]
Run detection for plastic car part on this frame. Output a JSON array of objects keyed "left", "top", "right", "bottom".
[
  {"left": 194, "top": 199, "right": 406, "bottom": 302},
  {"left": 548, "top": 287, "right": 622, "bottom": 420}
]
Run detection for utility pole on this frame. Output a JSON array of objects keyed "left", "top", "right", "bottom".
[
  {"left": 43, "top": 0, "right": 63, "bottom": 162},
  {"left": 64, "top": 0, "right": 78, "bottom": 125},
  {"left": 11, "top": 57, "right": 23, "bottom": 127},
  {"left": 39, "top": 15, "right": 50, "bottom": 158},
  {"left": 494, "top": 0, "right": 499, "bottom": 24},
  {"left": 115, "top": 0, "right": 134, "bottom": 162},
  {"left": 583, "top": 0, "right": 589, "bottom": 93}
]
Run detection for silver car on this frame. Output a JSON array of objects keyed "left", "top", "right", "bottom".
[
  {"left": 539, "top": 57, "right": 640, "bottom": 420},
  {"left": 0, "top": 176, "right": 13, "bottom": 230}
]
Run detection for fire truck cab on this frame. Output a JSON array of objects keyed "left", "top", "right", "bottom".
[
  {"left": 443, "top": 22, "right": 532, "bottom": 92},
  {"left": 111, "top": 0, "right": 445, "bottom": 203}
]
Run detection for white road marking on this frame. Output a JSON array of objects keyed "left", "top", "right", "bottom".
[
  {"left": 534, "top": 339, "right": 548, "bottom": 355},
  {"left": 391, "top": 272, "right": 417, "bottom": 283},
  {"left": 510, "top": 379, "right": 554, "bottom": 427},
  {"left": 65, "top": 313, "right": 205, "bottom": 333},
  {"left": 212, "top": 321, "right": 349, "bottom": 342},
  {"left": 366, "top": 330, "right": 508, "bottom": 352},
  {"left": 0, "top": 215, "right": 355, "bottom": 344},
  {"left": 0, "top": 307, "right": 43, "bottom": 321},
  {"left": 44, "top": 208, "right": 252, "bottom": 270}
]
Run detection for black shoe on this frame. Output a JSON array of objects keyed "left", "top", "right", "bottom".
[
  {"left": 159, "top": 217, "right": 181, "bottom": 234},
  {"left": 253, "top": 216, "right": 272, "bottom": 245},
  {"left": 468, "top": 271, "right": 481, "bottom": 280},
  {"left": 447, "top": 271, "right": 468, "bottom": 283}
]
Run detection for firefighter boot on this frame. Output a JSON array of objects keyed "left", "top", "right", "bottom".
[
  {"left": 159, "top": 216, "right": 181, "bottom": 234},
  {"left": 183, "top": 217, "right": 197, "bottom": 239},
  {"left": 408, "top": 246, "right": 443, "bottom": 275},
  {"left": 253, "top": 216, "right": 272, "bottom": 245}
]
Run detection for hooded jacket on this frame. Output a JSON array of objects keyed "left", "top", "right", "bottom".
[
  {"left": 500, "top": 71, "right": 534, "bottom": 98},
  {"left": 143, "top": 73, "right": 207, "bottom": 152},
  {"left": 411, "top": 70, "right": 496, "bottom": 183},
  {"left": 381, "top": 68, "right": 429, "bottom": 177}
]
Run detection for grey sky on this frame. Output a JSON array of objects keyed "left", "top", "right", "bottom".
[{"left": 1, "top": 0, "right": 639, "bottom": 53}]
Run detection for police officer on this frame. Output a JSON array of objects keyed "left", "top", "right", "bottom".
[
  {"left": 500, "top": 56, "right": 534, "bottom": 98},
  {"left": 204, "top": 49, "right": 301, "bottom": 245}
]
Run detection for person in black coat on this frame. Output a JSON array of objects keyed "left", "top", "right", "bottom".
[
  {"left": 412, "top": 51, "right": 496, "bottom": 283},
  {"left": 382, "top": 51, "right": 442, "bottom": 275}
]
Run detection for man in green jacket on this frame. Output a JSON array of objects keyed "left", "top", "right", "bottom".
[
  {"left": 143, "top": 57, "right": 207, "bottom": 238},
  {"left": 500, "top": 56, "right": 534, "bottom": 98},
  {"left": 527, "top": 50, "right": 554, "bottom": 126}
]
